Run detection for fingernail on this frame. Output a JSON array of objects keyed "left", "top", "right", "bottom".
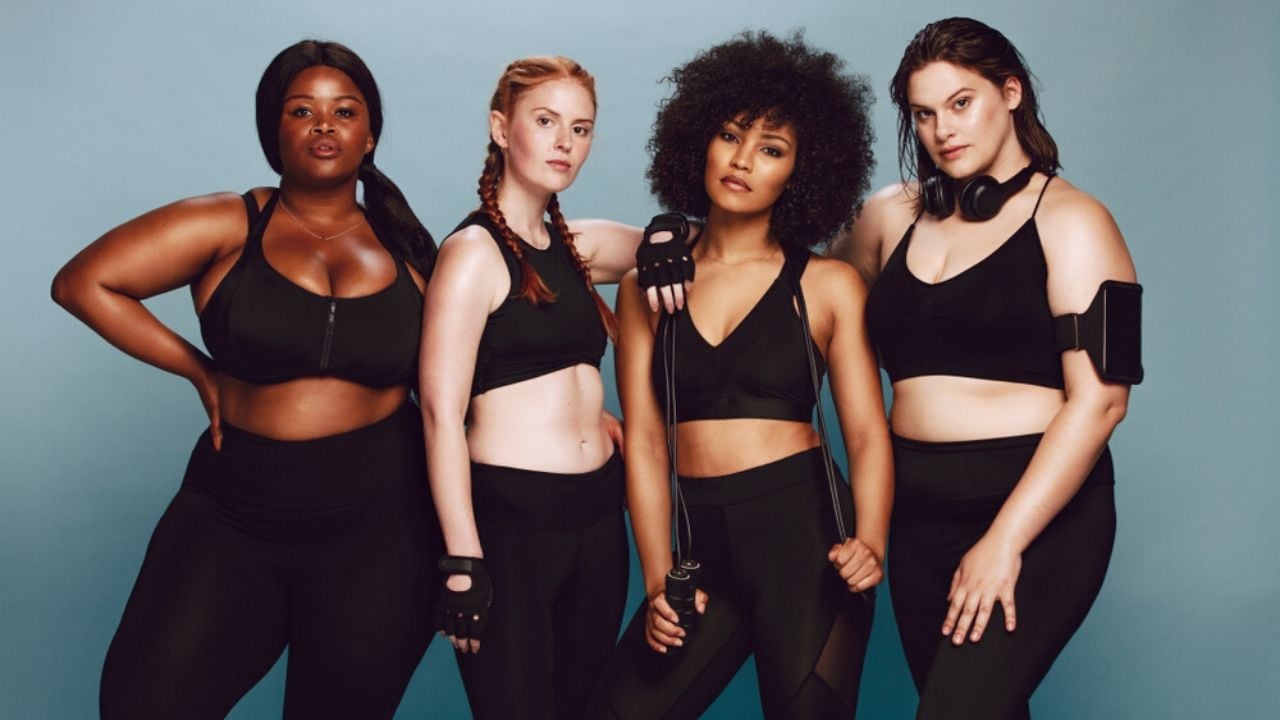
[{"left": 674, "top": 639, "right": 683, "bottom": 647}]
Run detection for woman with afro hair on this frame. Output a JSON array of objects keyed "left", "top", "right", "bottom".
[{"left": 586, "top": 31, "right": 892, "bottom": 719}]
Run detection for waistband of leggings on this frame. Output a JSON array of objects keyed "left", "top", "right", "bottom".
[
  {"left": 677, "top": 447, "right": 841, "bottom": 508},
  {"left": 470, "top": 449, "right": 623, "bottom": 530},
  {"left": 183, "top": 403, "right": 425, "bottom": 510},
  {"left": 890, "top": 431, "right": 1045, "bottom": 454},
  {"left": 891, "top": 432, "right": 1113, "bottom": 511}
]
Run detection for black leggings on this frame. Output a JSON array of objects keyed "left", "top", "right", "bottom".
[
  {"left": 889, "top": 434, "right": 1116, "bottom": 720},
  {"left": 456, "top": 452, "right": 629, "bottom": 720},
  {"left": 588, "top": 449, "right": 875, "bottom": 719},
  {"left": 99, "top": 404, "right": 441, "bottom": 720}
]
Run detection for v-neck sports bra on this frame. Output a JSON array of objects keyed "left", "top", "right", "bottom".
[
  {"left": 865, "top": 176, "right": 1064, "bottom": 389},
  {"left": 199, "top": 191, "right": 423, "bottom": 387},
  {"left": 652, "top": 250, "right": 822, "bottom": 423}
]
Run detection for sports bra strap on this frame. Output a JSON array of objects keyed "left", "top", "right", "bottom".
[
  {"left": 1031, "top": 174, "right": 1054, "bottom": 218},
  {"left": 240, "top": 191, "right": 259, "bottom": 230},
  {"left": 241, "top": 190, "right": 279, "bottom": 255}
]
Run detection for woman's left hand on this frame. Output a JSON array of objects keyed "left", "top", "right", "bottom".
[
  {"left": 942, "top": 534, "right": 1021, "bottom": 645},
  {"left": 602, "top": 409, "right": 624, "bottom": 454},
  {"left": 827, "top": 537, "right": 883, "bottom": 593}
]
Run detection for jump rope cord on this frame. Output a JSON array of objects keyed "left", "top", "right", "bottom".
[
  {"left": 785, "top": 255, "right": 850, "bottom": 542},
  {"left": 664, "top": 255, "right": 846, "bottom": 566},
  {"left": 662, "top": 314, "right": 693, "bottom": 565}
]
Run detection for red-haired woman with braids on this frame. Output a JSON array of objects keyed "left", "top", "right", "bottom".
[{"left": 420, "top": 56, "right": 658, "bottom": 719}]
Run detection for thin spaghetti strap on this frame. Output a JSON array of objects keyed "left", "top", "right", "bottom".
[{"left": 1031, "top": 174, "right": 1054, "bottom": 218}]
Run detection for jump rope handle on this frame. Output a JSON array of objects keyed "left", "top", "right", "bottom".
[{"left": 664, "top": 559, "right": 702, "bottom": 656}]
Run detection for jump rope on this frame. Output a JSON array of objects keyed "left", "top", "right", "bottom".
[{"left": 661, "top": 250, "right": 854, "bottom": 651}]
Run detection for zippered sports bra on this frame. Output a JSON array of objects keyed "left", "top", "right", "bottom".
[{"left": 199, "top": 191, "right": 422, "bottom": 387}]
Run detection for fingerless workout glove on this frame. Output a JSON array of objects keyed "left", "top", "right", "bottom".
[
  {"left": 435, "top": 556, "right": 493, "bottom": 641},
  {"left": 636, "top": 213, "right": 695, "bottom": 291}
]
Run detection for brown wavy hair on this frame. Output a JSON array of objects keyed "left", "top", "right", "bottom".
[
  {"left": 479, "top": 56, "right": 616, "bottom": 340},
  {"left": 890, "top": 17, "right": 1060, "bottom": 204}
]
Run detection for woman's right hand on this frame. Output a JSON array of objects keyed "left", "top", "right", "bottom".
[
  {"left": 191, "top": 357, "right": 222, "bottom": 451},
  {"left": 644, "top": 587, "right": 708, "bottom": 653}
]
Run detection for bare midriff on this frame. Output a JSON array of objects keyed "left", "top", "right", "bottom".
[
  {"left": 217, "top": 374, "right": 410, "bottom": 441},
  {"left": 672, "top": 418, "right": 820, "bottom": 478},
  {"left": 889, "top": 375, "right": 1066, "bottom": 442},
  {"left": 466, "top": 364, "right": 613, "bottom": 473}
]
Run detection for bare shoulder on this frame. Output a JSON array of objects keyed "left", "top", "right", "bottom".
[
  {"left": 831, "top": 182, "right": 916, "bottom": 283},
  {"left": 437, "top": 224, "right": 504, "bottom": 264},
  {"left": 859, "top": 183, "right": 916, "bottom": 232},
  {"left": 806, "top": 255, "right": 866, "bottom": 291},
  {"left": 804, "top": 255, "right": 869, "bottom": 312},
  {"left": 154, "top": 190, "right": 251, "bottom": 230},
  {"left": 429, "top": 224, "right": 509, "bottom": 301},
  {"left": 108, "top": 190, "right": 252, "bottom": 259},
  {"left": 1035, "top": 176, "right": 1135, "bottom": 280}
]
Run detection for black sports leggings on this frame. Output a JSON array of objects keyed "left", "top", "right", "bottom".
[
  {"left": 456, "top": 452, "right": 629, "bottom": 720},
  {"left": 889, "top": 433, "right": 1116, "bottom": 720},
  {"left": 99, "top": 404, "right": 441, "bottom": 720},
  {"left": 588, "top": 449, "right": 875, "bottom": 719}
]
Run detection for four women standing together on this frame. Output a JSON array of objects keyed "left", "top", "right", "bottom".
[{"left": 54, "top": 16, "right": 1138, "bottom": 720}]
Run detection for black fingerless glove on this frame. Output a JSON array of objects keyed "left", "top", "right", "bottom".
[
  {"left": 636, "top": 213, "right": 695, "bottom": 290},
  {"left": 435, "top": 556, "right": 493, "bottom": 641}
]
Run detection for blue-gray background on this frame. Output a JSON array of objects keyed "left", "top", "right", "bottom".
[{"left": 2, "top": 0, "right": 1276, "bottom": 717}]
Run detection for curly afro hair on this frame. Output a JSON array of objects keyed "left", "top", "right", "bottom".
[{"left": 648, "top": 30, "right": 875, "bottom": 250}]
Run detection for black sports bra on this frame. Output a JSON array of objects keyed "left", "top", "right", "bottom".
[
  {"left": 458, "top": 212, "right": 607, "bottom": 397},
  {"left": 653, "top": 250, "right": 822, "bottom": 423},
  {"left": 199, "top": 191, "right": 422, "bottom": 387},
  {"left": 865, "top": 176, "right": 1064, "bottom": 389}
]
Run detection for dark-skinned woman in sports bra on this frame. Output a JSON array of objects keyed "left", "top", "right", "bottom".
[
  {"left": 831, "top": 18, "right": 1138, "bottom": 720},
  {"left": 419, "top": 56, "right": 685, "bottom": 720},
  {"left": 51, "top": 41, "right": 441, "bottom": 720},
  {"left": 585, "top": 32, "right": 892, "bottom": 719}
]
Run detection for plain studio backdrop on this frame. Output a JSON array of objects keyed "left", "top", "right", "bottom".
[{"left": 2, "top": 1, "right": 1275, "bottom": 717}]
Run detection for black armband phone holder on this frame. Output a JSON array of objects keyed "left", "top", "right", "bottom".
[
  {"left": 637, "top": 213, "right": 695, "bottom": 291},
  {"left": 1054, "top": 280, "right": 1144, "bottom": 384}
]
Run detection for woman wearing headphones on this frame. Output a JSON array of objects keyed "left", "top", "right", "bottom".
[{"left": 834, "top": 17, "right": 1140, "bottom": 720}]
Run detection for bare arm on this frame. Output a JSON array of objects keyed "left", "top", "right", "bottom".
[
  {"left": 615, "top": 270, "right": 672, "bottom": 595},
  {"left": 985, "top": 190, "right": 1134, "bottom": 550},
  {"left": 50, "top": 191, "right": 248, "bottom": 446},
  {"left": 570, "top": 217, "right": 699, "bottom": 313},
  {"left": 814, "top": 260, "right": 894, "bottom": 589},
  {"left": 420, "top": 228, "right": 507, "bottom": 564},
  {"left": 944, "top": 185, "right": 1135, "bottom": 644},
  {"left": 567, "top": 218, "right": 641, "bottom": 284},
  {"left": 616, "top": 270, "right": 706, "bottom": 652}
]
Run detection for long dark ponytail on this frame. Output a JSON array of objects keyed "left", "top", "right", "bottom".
[{"left": 256, "top": 40, "right": 436, "bottom": 276}]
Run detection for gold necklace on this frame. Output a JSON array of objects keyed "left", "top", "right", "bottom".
[{"left": 278, "top": 195, "right": 365, "bottom": 241}]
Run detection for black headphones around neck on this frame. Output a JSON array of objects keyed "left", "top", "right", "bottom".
[{"left": 921, "top": 164, "right": 1037, "bottom": 221}]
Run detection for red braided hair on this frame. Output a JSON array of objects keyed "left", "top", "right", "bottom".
[{"left": 478, "top": 56, "right": 617, "bottom": 341}]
